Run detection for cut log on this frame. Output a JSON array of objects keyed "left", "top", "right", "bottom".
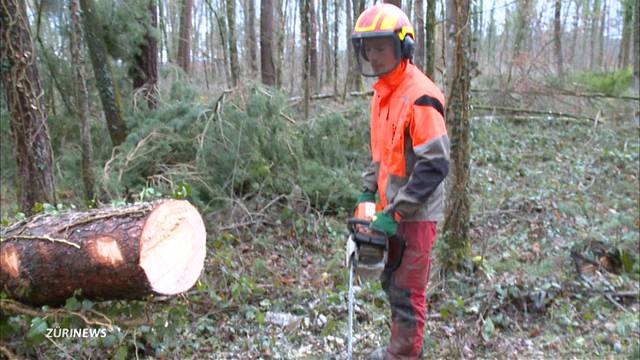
[{"left": 0, "top": 200, "right": 206, "bottom": 305}]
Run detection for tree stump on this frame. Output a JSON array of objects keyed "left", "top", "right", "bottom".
[{"left": 0, "top": 200, "right": 207, "bottom": 305}]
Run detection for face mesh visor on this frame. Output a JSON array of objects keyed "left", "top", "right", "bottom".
[{"left": 352, "top": 35, "right": 401, "bottom": 77}]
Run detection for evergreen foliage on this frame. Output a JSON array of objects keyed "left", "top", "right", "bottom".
[
  {"left": 572, "top": 68, "right": 634, "bottom": 96},
  {"left": 96, "top": 82, "right": 368, "bottom": 211}
]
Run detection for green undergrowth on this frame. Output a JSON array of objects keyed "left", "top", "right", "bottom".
[{"left": 1, "top": 90, "right": 638, "bottom": 358}]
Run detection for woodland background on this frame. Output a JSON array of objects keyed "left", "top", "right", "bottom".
[{"left": 0, "top": 0, "right": 639, "bottom": 358}]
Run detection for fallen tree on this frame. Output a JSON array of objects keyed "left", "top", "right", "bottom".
[{"left": 0, "top": 200, "right": 206, "bottom": 305}]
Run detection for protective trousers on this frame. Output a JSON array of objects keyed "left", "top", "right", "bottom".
[{"left": 381, "top": 221, "right": 437, "bottom": 359}]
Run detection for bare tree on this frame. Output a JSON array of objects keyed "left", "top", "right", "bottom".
[
  {"left": 333, "top": 0, "right": 340, "bottom": 95},
  {"left": 553, "top": 0, "right": 564, "bottom": 85},
  {"left": 309, "top": 0, "right": 319, "bottom": 90},
  {"left": 177, "top": 0, "right": 193, "bottom": 73},
  {"left": 69, "top": 0, "right": 95, "bottom": 201},
  {"left": 227, "top": 0, "right": 240, "bottom": 85},
  {"left": 415, "top": 0, "right": 425, "bottom": 69},
  {"left": 246, "top": 0, "right": 258, "bottom": 75},
  {"left": 321, "top": 0, "right": 332, "bottom": 85},
  {"left": 634, "top": 0, "right": 640, "bottom": 91},
  {"left": 618, "top": 0, "right": 634, "bottom": 69},
  {"left": 79, "top": 0, "right": 128, "bottom": 146},
  {"left": 426, "top": 0, "right": 436, "bottom": 78},
  {"left": 1, "top": 0, "right": 56, "bottom": 213},
  {"left": 442, "top": 0, "right": 472, "bottom": 270},
  {"left": 261, "top": 0, "right": 276, "bottom": 85},
  {"left": 301, "top": 0, "right": 311, "bottom": 118}
]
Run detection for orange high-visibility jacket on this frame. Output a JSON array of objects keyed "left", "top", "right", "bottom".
[{"left": 362, "top": 60, "right": 450, "bottom": 221}]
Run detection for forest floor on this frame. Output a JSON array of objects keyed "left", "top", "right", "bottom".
[{"left": 2, "top": 100, "right": 639, "bottom": 359}]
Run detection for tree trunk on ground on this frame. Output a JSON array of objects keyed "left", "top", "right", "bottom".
[
  {"left": 0, "top": 200, "right": 206, "bottom": 305},
  {"left": 442, "top": 0, "right": 471, "bottom": 271},
  {"left": 553, "top": 0, "right": 564, "bottom": 85},
  {"left": 415, "top": 0, "right": 425, "bottom": 70},
  {"left": 133, "top": 0, "right": 159, "bottom": 108},
  {"left": 177, "top": 0, "right": 193, "bottom": 74},
  {"left": 246, "top": 0, "right": 258, "bottom": 75},
  {"left": 227, "top": 0, "right": 239, "bottom": 86},
  {"left": 301, "top": 0, "right": 311, "bottom": 119},
  {"left": 69, "top": 0, "right": 95, "bottom": 201},
  {"left": 426, "top": 0, "right": 436, "bottom": 78},
  {"left": 309, "top": 0, "right": 319, "bottom": 91},
  {"left": 79, "top": 0, "right": 128, "bottom": 147},
  {"left": 0, "top": 0, "right": 56, "bottom": 214},
  {"left": 261, "top": 0, "right": 276, "bottom": 86}
]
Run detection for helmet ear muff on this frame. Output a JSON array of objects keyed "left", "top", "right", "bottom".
[{"left": 401, "top": 35, "right": 414, "bottom": 60}]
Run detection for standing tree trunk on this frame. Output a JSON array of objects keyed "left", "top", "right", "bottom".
[
  {"left": 351, "top": 0, "right": 364, "bottom": 90},
  {"left": 133, "top": 0, "right": 159, "bottom": 108},
  {"left": 415, "top": 0, "right": 425, "bottom": 70},
  {"left": 0, "top": 0, "right": 56, "bottom": 214},
  {"left": 384, "top": 0, "right": 401, "bottom": 6},
  {"left": 569, "top": 0, "right": 581, "bottom": 68},
  {"left": 343, "top": 0, "right": 353, "bottom": 98},
  {"left": 442, "top": 0, "right": 471, "bottom": 270},
  {"left": 79, "top": 0, "right": 128, "bottom": 147},
  {"left": 309, "top": 0, "right": 319, "bottom": 91},
  {"left": 246, "top": 0, "right": 258, "bottom": 75},
  {"left": 597, "top": 0, "right": 607, "bottom": 69},
  {"left": 333, "top": 0, "right": 340, "bottom": 95},
  {"left": 301, "top": 0, "right": 311, "bottom": 119},
  {"left": 634, "top": 0, "right": 640, "bottom": 92},
  {"left": 426, "top": 0, "right": 436, "bottom": 78},
  {"left": 177, "top": 0, "right": 193, "bottom": 74},
  {"left": 322, "top": 0, "right": 331, "bottom": 86},
  {"left": 553, "top": 0, "right": 564, "bottom": 85},
  {"left": 618, "top": 0, "right": 634, "bottom": 69},
  {"left": 227, "top": 0, "right": 239, "bottom": 86},
  {"left": 260, "top": 0, "right": 276, "bottom": 86},
  {"left": 589, "top": 0, "right": 601, "bottom": 69},
  {"left": 508, "top": 0, "right": 532, "bottom": 84},
  {"left": 275, "top": 0, "right": 287, "bottom": 88},
  {"left": 69, "top": 0, "right": 95, "bottom": 201}
]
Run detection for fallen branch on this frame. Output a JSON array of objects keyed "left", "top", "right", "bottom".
[
  {"left": 0, "top": 299, "right": 150, "bottom": 328},
  {"left": 472, "top": 88, "right": 640, "bottom": 102},
  {"left": 473, "top": 105, "right": 594, "bottom": 122},
  {"left": 0, "top": 235, "right": 80, "bottom": 248},
  {"left": 0, "top": 344, "right": 18, "bottom": 360}
]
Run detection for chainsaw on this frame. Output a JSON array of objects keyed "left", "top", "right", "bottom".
[{"left": 345, "top": 201, "right": 405, "bottom": 359}]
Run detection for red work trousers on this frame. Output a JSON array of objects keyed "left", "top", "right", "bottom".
[{"left": 381, "top": 221, "right": 437, "bottom": 360}]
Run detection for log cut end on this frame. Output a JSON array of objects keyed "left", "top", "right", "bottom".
[{"left": 139, "top": 200, "right": 206, "bottom": 295}]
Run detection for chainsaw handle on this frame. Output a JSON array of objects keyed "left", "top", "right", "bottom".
[
  {"left": 346, "top": 218, "right": 371, "bottom": 228},
  {"left": 384, "top": 236, "right": 406, "bottom": 273}
]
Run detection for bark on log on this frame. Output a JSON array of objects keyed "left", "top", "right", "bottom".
[{"left": 0, "top": 200, "right": 206, "bottom": 305}]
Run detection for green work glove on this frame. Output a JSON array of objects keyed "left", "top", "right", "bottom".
[
  {"left": 370, "top": 212, "right": 398, "bottom": 236},
  {"left": 355, "top": 191, "right": 376, "bottom": 206}
]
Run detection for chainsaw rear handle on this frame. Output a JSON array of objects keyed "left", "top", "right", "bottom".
[{"left": 346, "top": 218, "right": 406, "bottom": 273}]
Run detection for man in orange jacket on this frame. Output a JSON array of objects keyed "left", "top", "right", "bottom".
[{"left": 351, "top": 3, "right": 450, "bottom": 359}]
